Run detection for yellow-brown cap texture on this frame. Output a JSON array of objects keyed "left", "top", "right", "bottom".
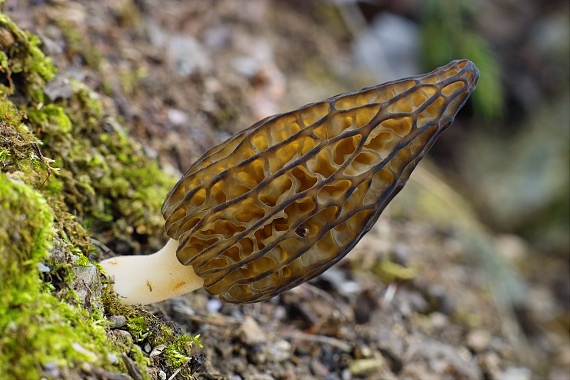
[{"left": 162, "top": 60, "right": 479, "bottom": 303}]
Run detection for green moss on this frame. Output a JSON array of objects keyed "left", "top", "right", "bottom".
[
  {"left": 0, "top": 14, "right": 56, "bottom": 103},
  {"left": 0, "top": 174, "right": 53, "bottom": 301},
  {"left": 34, "top": 77, "right": 175, "bottom": 251},
  {"left": 127, "top": 316, "right": 150, "bottom": 342},
  {"left": 1, "top": 12, "right": 174, "bottom": 248},
  {"left": 164, "top": 335, "right": 203, "bottom": 368},
  {"left": 74, "top": 252, "right": 91, "bottom": 267},
  {"left": 130, "top": 345, "right": 151, "bottom": 378},
  {"left": 0, "top": 174, "right": 115, "bottom": 378},
  {"left": 103, "top": 289, "right": 203, "bottom": 376},
  {"left": 28, "top": 104, "right": 72, "bottom": 134},
  {"left": 0, "top": 11, "right": 203, "bottom": 379}
]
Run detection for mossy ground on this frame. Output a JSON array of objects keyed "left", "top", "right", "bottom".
[
  {"left": 0, "top": 11, "right": 201, "bottom": 379},
  {"left": 0, "top": 175, "right": 114, "bottom": 377}
]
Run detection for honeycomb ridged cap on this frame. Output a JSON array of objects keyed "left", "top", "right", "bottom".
[{"left": 162, "top": 60, "right": 479, "bottom": 303}]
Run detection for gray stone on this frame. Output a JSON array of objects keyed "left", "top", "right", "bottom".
[
  {"left": 71, "top": 262, "right": 102, "bottom": 309},
  {"left": 238, "top": 316, "right": 266, "bottom": 345}
]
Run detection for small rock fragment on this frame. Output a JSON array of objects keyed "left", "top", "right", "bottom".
[
  {"left": 80, "top": 362, "right": 92, "bottom": 374},
  {"left": 167, "top": 108, "right": 189, "bottom": 126},
  {"left": 109, "top": 315, "right": 127, "bottom": 328},
  {"left": 72, "top": 263, "right": 102, "bottom": 308},
  {"left": 37, "top": 262, "right": 50, "bottom": 273},
  {"left": 267, "top": 340, "right": 291, "bottom": 362},
  {"left": 42, "top": 361, "right": 60, "bottom": 378},
  {"left": 247, "top": 344, "right": 267, "bottom": 364},
  {"left": 207, "top": 298, "right": 223, "bottom": 313},
  {"left": 239, "top": 316, "right": 266, "bottom": 345},
  {"left": 349, "top": 356, "right": 386, "bottom": 376},
  {"left": 500, "top": 367, "right": 532, "bottom": 380},
  {"left": 0, "top": 27, "right": 15, "bottom": 48},
  {"left": 311, "top": 359, "right": 330, "bottom": 378},
  {"left": 107, "top": 353, "right": 119, "bottom": 364},
  {"left": 466, "top": 329, "right": 492, "bottom": 353},
  {"left": 149, "top": 344, "right": 166, "bottom": 358},
  {"left": 122, "top": 352, "right": 143, "bottom": 380},
  {"left": 72, "top": 342, "right": 97, "bottom": 362}
]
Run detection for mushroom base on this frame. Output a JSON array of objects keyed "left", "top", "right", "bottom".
[{"left": 100, "top": 239, "right": 204, "bottom": 305}]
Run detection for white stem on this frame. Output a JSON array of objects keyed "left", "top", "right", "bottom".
[{"left": 100, "top": 239, "right": 204, "bottom": 305}]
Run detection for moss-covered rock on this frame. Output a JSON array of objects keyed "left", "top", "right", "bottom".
[
  {"left": 0, "top": 174, "right": 116, "bottom": 378},
  {"left": 0, "top": 11, "right": 201, "bottom": 379}
]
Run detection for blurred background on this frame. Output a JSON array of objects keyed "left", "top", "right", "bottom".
[
  {"left": 303, "top": 2, "right": 570, "bottom": 376},
  {"left": 286, "top": 0, "right": 570, "bottom": 261},
  {"left": 5, "top": 0, "right": 568, "bottom": 378}
]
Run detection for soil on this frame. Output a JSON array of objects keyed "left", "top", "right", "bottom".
[{"left": 3, "top": 0, "right": 568, "bottom": 379}]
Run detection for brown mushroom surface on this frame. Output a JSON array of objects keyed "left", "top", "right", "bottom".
[{"left": 161, "top": 59, "right": 479, "bottom": 303}]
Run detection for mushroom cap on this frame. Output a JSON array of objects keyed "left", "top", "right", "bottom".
[{"left": 161, "top": 60, "right": 479, "bottom": 303}]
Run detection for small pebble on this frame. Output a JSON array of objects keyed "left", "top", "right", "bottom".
[
  {"left": 339, "top": 280, "right": 360, "bottom": 295},
  {"left": 392, "top": 243, "right": 411, "bottom": 266},
  {"left": 72, "top": 264, "right": 102, "bottom": 306},
  {"left": 107, "top": 353, "right": 119, "bottom": 364},
  {"left": 267, "top": 339, "right": 291, "bottom": 362},
  {"left": 239, "top": 316, "right": 266, "bottom": 345},
  {"left": 37, "top": 262, "right": 50, "bottom": 272},
  {"left": 429, "top": 312, "right": 449, "bottom": 329},
  {"left": 80, "top": 362, "right": 92, "bottom": 374},
  {"left": 233, "top": 56, "right": 260, "bottom": 78},
  {"left": 500, "top": 367, "right": 532, "bottom": 380},
  {"left": 248, "top": 344, "right": 267, "bottom": 364},
  {"left": 42, "top": 361, "right": 60, "bottom": 378},
  {"left": 72, "top": 342, "right": 97, "bottom": 362},
  {"left": 149, "top": 344, "right": 166, "bottom": 358},
  {"left": 349, "top": 357, "right": 386, "bottom": 376},
  {"left": 207, "top": 298, "right": 223, "bottom": 313},
  {"left": 311, "top": 359, "right": 330, "bottom": 377},
  {"left": 467, "top": 329, "right": 492, "bottom": 353},
  {"left": 273, "top": 305, "right": 287, "bottom": 321},
  {"left": 167, "top": 108, "right": 189, "bottom": 126},
  {"left": 355, "top": 343, "right": 372, "bottom": 359},
  {"left": 109, "top": 315, "right": 127, "bottom": 328},
  {"left": 110, "top": 329, "right": 133, "bottom": 348},
  {"left": 158, "top": 370, "right": 167, "bottom": 380}
]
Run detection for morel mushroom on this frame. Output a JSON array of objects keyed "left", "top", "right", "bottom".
[{"left": 101, "top": 60, "right": 479, "bottom": 305}]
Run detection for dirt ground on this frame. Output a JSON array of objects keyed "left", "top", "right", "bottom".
[{"left": 4, "top": 0, "right": 568, "bottom": 379}]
